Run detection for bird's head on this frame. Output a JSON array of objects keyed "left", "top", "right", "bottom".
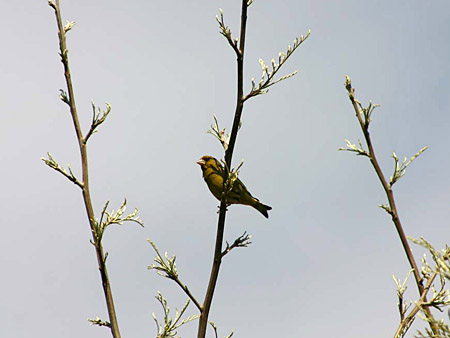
[{"left": 196, "top": 155, "right": 221, "bottom": 171}]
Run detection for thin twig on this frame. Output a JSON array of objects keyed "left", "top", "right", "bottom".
[
  {"left": 173, "top": 277, "right": 203, "bottom": 312},
  {"left": 41, "top": 152, "right": 83, "bottom": 188},
  {"left": 148, "top": 239, "right": 202, "bottom": 312},
  {"left": 221, "top": 232, "right": 252, "bottom": 258},
  {"left": 216, "top": 9, "right": 240, "bottom": 57}
]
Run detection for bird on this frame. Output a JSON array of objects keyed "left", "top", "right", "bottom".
[{"left": 196, "top": 155, "right": 272, "bottom": 218}]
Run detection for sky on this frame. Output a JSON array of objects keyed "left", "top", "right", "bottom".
[{"left": 1, "top": 0, "right": 450, "bottom": 337}]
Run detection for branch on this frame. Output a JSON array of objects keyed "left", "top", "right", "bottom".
[
  {"left": 338, "top": 139, "right": 369, "bottom": 157},
  {"left": 46, "top": 2, "right": 128, "bottom": 336},
  {"left": 343, "top": 75, "right": 439, "bottom": 337},
  {"left": 390, "top": 147, "right": 428, "bottom": 186},
  {"left": 207, "top": 114, "right": 241, "bottom": 151},
  {"left": 394, "top": 269, "right": 440, "bottom": 338},
  {"left": 393, "top": 269, "right": 414, "bottom": 322},
  {"left": 199, "top": 3, "right": 309, "bottom": 336},
  {"left": 209, "top": 321, "right": 234, "bottom": 338},
  {"left": 41, "top": 152, "right": 83, "bottom": 188},
  {"left": 93, "top": 200, "right": 143, "bottom": 243},
  {"left": 84, "top": 101, "right": 111, "bottom": 143},
  {"left": 394, "top": 239, "right": 450, "bottom": 338},
  {"left": 88, "top": 317, "right": 111, "bottom": 328},
  {"left": 152, "top": 292, "right": 199, "bottom": 338},
  {"left": 221, "top": 231, "right": 252, "bottom": 258},
  {"left": 148, "top": 240, "right": 202, "bottom": 312},
  {"left": 197, "top": 1, "right": 249, "bottom": 337},
  {"left": 244, "top": 29, "right": 310, "bottom": 101},
  {"left": 216, "top": 9, "right": 241, "bottom": 57}
]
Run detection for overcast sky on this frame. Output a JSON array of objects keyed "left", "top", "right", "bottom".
[{"left": 1, "top": 1, "right": 450, "bottom": 337}]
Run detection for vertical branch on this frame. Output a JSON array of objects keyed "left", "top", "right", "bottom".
[
  {"left": 347, "top": 85, "right": 421, "bottom": 289},
  {"left": 197, "top": 1, "right": 248, "bottom": 337},
  {"left": 224, "top": 0, "right": 247, "bottom": 168},
  {"left": 344, "top": 77, "right": 439, "bottom": 337},
  {"left": 49, "top": 1, "right": 121, "bottom": 337}
]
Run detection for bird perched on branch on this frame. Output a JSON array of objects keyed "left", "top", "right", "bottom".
[{"left": 196, "top": 155, "right": 272, "bottom": 218}]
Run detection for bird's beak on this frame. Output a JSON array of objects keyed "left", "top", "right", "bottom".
[{"left": 196, "top": 158, "right": 205, "bottom": 166}]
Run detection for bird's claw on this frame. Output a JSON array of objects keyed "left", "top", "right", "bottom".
[{"left": 216, "top": 204, "right": 230, "bottom": 214}]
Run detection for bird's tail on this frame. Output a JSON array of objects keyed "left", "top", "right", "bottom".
[{"left": 252, "top": 200, "right": 272, "bottom": 218}]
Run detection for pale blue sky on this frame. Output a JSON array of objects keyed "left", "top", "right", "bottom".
[{"left": 1, "top": 1, "right": 450, "bottom": 337}]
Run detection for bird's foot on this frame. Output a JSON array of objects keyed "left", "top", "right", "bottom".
[{"left": 216, "top": 204, "right": 230, "bottom": 214}]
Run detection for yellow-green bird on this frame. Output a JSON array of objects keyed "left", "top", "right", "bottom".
[{"left": 197, "top": 155, "right": 272, "bottom": 218}]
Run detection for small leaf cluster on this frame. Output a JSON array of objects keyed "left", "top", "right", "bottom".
[
  {"left": 152, "top": 292, "right": 199, "bottom": 338},
  {"left": 216, "top": 7, "right": 310, "bottom": 102},
  {"left": 85, "top": 101, "right": 111, "bottom": 142},
  {"left": 87, "top": 317, "right": 110, "bottom": 328},
  {"left": 246, "top": 30, "right": 311, "bottom": 100},
  {"left": 222, "top": 231, "right": 252, "bottom": 258},
  {"left": 93, "top": 199, "right": 143, "bottom": 243},
  {"left": 41, "top": 153, "right": 82, "bottom": 187},
  {"left": 393, "top": 238, "right": 450, "bottom": 338},
  {"left": 207, "top": 114, "right": 241, "bottom": 151},
  {"left": 147, "top": 240, "right": 179, "bottom": 279},
  {"left": 339, "top": 139, "right": 369, "bottom": 157},
  {"left": 390, "top": 147, "right": 428, "bottom": 186}
]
